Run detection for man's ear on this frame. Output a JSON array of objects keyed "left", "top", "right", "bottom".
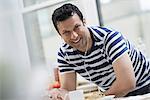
[{"left": 83, "top": 18, "right": 86, "bottom": 26}]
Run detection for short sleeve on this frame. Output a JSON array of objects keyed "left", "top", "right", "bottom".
[
  {"left": 104, "top": 30, "right": 129, "bottom": 63},
  {"left": 57, "top": 47, "right": 75, "bottom": 74}
]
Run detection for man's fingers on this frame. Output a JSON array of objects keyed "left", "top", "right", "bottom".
[{"left": 48, "top": 88, "right": 69, "bottom": 100}]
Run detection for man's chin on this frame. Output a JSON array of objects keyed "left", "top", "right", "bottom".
[{"left": 69, "top": 44, "right": 84, "bottom": 51}]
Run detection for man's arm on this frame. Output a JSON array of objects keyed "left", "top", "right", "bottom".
[
  {"left": 48, "top": 71, "right": 76, "bottom": 100},
  {"left": 60, "top": 71, "right": 77, "bottom": 91},
  {"left": 104, "top": 52, "right": 136, "bottom": 97}
]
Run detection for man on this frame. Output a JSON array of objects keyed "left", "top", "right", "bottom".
[{"left": 50, "top": 3, "right": 150, "bottom": 98}]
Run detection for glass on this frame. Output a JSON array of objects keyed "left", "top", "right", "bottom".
[
  {"left": 100, "top": 0, "right": 140, "bottom": 22},
  {"left": 23, "top": 0, "right": 84, "bottom": 68},
  {"left": 23, "top": 6, "right": 60, "bottom": 68},
  {"left": 99, "top": 0, "right": 150, "bottom": 55},
  {"left": 98, "top": 0, "right": 141, "bottom": 45}
]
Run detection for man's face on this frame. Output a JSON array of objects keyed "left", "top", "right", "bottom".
[{"left": 57, "top": 13, "right": 90, "bottom": 52}]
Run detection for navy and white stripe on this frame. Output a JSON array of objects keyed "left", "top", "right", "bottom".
[{"left": 57, "top": 26, "right": 150, "bottom": 91}]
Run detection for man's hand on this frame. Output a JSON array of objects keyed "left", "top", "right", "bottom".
[{"left": 48, "top": 88, "right": 69, "bottom": 100}]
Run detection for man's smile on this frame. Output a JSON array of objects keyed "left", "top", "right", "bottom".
[{"left": 72, "top": 37, "right": 81, "bottom": 44}]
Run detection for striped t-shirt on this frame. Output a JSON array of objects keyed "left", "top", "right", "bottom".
[{"left": 57, "top": 26, "right": 150, "bottom": 91}]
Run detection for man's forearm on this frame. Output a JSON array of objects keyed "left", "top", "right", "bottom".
[
  {"left": 104, "top": 80, "right": 134, "bottom": 97},
  {"left": 60, "top": 72, "right": 77, "bottom": 91}
]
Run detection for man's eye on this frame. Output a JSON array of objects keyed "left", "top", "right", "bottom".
[
  {"left": 74, "top": 25, "right": 81, "bottom": 31},
  {"left": 63, "top": 32, "right": 70, "bottom": 36},
  {"left": 76, "top": 25, "right": 81, "bottom": 28}
]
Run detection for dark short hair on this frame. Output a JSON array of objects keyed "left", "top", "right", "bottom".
[{"left": 52, "top": 3, "right": 84, "bottom": 33}]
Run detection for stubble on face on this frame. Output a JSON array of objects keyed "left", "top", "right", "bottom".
[{"left": 57, "top": 14, "right": 91, "bottom": 52}]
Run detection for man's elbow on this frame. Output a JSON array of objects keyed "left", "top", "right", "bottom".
[
  {"left": 119, "top": 78, "right": 136, "bottom": 93},
  {"left": 126, "top": 79, "right": 136, "bottom": 92},
  {"left": 116, "top": 79, "right": 136, "bottom": 97}
]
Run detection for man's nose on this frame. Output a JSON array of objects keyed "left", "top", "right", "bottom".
[{"left": 71, "top": 31, "right": 78, "bottom": 39}]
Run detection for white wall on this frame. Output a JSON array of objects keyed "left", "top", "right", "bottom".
[
  {"left": 140, "top": 13, "right": 150, "bottom": 56},
  {"left": 106, "top": 15, "right": 141, "bottom": 45},
  {"left": 100, "top": 0, "right": 150, "bottom": 56},
  {"left": 0, "top": 0, "right": 31, "bottom": 100}
]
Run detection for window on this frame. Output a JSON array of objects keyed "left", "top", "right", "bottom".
[
  {"left": 22, "top": 0, "right": 85, "bottom": 68},
  {"left": 99, "top": 0, "right": 150, "bottom": 55}
]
